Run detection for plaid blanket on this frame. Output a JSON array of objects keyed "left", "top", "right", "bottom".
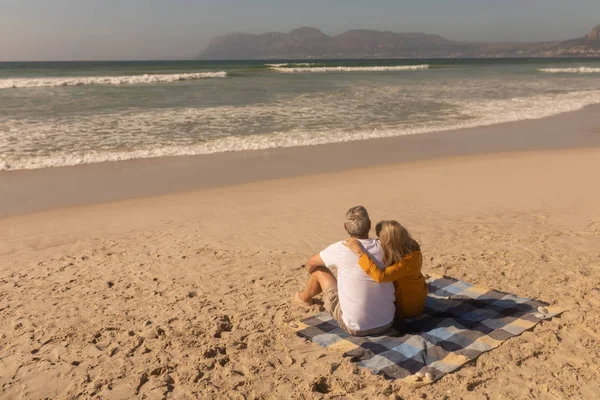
[{"left": 294, "top": 275, "right": 563, "bottom": 385}]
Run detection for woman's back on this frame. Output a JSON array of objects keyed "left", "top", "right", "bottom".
[
  {"left": 347, "top": 221, "right": 428, "bottom": 318},
  {"left": 390, "top": 250, "right": 427, "bottom": 317}
]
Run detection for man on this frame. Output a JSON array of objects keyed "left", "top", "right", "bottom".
[{"left": 295, "top": 206, "right": 395, "bottom": 336}]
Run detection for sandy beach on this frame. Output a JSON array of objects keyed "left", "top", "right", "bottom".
[{"left": 1, "top": 110, "right": 600, "bottom": 399}]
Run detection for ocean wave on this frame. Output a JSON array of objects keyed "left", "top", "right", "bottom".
[
  {"left": 271, "top": 65, "right": 430, "bottom": 73},
  {"left": 3, "top": 88, "right": 600, "bottom": 172},
  {"left": 0, "top": 71, "right": 228, "bottom": 89},
  {"left": 538, "top": 67, "right": 600, "bottom": 74},
  {"left": 265, "top": 63, "right": 316, "bottom": 67}
]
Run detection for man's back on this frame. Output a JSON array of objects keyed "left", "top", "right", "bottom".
[{"left": 320, "top": 239, "right": 395, "bottom": 332}]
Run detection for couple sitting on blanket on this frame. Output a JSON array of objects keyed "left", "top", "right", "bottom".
[{"left": 295, "top": 206, "right": 427, "bottom": 336}]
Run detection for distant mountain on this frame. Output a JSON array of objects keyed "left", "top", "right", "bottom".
[
  {"left": 201, "top": 27, "right": 454, "bottom": 59},
  {"left": 588, "top": 24, "right": 600, "bottom": 42},
  {"left": 199, "top": 24, "right": 600, "bottom": 59},
  {"left": 528, "top": 24, "right": 600, "bottom": 56}
]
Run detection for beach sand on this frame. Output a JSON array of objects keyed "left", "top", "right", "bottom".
[{"left": 1, "top": 112, "right": 600, "bottom": 399}]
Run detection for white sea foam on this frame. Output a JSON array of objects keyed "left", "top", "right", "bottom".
[
  {"left": 265, "top": 63, "right": 316, "bottom": 67},
  {"left": 271, "top": 65, "right": 430, "bottom": 73},
  {"left": 538, "top": 67, "right": 600, "bottom": 74},
  {"left": 3, "top": 88, "right": 600, "bottom": 172},
  {"left": 0, "top": 71, "right": 227, "bottom": 89}
]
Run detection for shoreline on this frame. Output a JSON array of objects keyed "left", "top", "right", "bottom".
[
  {"left": 2, "top": 146, "right": 600, "bottom": 254},
  {"left": 2, "top": 103, "right": 600, "bottom": 217}
]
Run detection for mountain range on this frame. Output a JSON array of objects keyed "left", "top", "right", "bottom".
[{"left": 200, "top": 24, "right": 600, "bottom": 59}]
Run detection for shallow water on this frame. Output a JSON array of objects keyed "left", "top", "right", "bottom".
[{"left": 1, "top": 58, "right": 600, "bottom": 171}]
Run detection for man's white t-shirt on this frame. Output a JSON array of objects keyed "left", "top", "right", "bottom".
[{"left": 320, "top": 239, "right": 395, "bottom": 332}]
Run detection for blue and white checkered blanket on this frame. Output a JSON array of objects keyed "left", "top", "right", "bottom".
[{"left": 294, "top": 275, "right": 564, "bottom": 385}]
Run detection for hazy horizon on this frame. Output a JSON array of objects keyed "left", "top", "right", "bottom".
[{"left": 1, "top": 0, "right": 598, "bottom": 62}]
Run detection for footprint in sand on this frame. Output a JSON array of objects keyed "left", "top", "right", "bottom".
[
  {"left": 213, "top": 315, "right": 233, "bottom": 338},
  {"left": 203, "top": 346, "right": 227, "bottom": 359},
  {"left": 311, "top": 377, "right": 331, "bottom": 394}
]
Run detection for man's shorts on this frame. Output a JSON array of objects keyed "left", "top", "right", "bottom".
[{"left": 323, "top": 284, "right": 393, "bottom": 337}]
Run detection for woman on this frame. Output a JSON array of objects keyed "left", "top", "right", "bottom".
[{"left": 343, "top": 220, "right": 427, "bottom": 318}]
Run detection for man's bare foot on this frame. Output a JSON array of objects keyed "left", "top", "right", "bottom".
[{"left": 294, "top": 292, "right": 313, "bottom": 308}]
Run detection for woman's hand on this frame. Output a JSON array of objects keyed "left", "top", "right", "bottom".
[{"left": 343, "top": 237, "right": 365, "bottom": 257}]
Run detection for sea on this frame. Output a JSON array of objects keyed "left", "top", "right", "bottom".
[{"left": 1, "top": 58, "right": 600, "bottom": 171}]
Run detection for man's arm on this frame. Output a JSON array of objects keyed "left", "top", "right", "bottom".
[{"left": 305, "top": 253, "right": 326, "bottom": 274}]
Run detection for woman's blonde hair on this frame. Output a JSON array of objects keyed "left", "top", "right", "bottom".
[{"left": 376, "top": 220, "right": 420, "bottom": 266}]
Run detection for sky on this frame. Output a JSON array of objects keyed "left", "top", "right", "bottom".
[{"left": 1, "top": 0, "right": 598, "bottom": 61}]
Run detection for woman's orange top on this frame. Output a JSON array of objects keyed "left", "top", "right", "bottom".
[{"left": 358, "top": 251, "right": 427, "bottom": 318}]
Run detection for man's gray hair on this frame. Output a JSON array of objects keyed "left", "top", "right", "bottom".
[{"left": 345, "top": 205, "right": 371, "bottom": 237}]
